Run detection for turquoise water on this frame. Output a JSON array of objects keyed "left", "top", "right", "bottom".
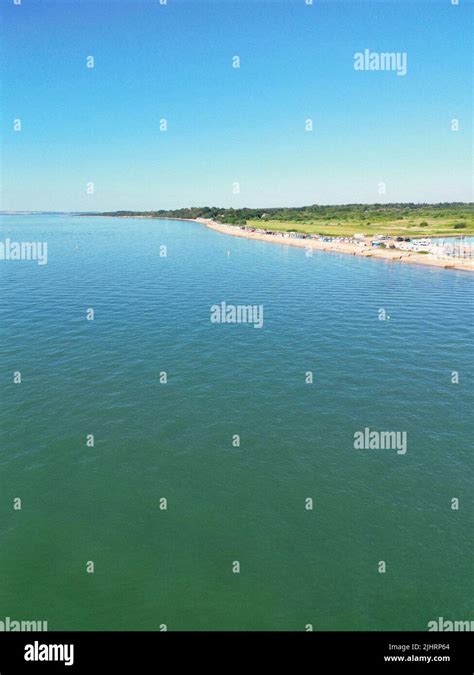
[{"left": 0, "top": 214, "right": 472, "bottom": 631}]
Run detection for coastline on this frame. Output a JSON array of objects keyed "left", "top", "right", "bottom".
[{"left": 194, "top": 218, "right": 474, "bottom": 272}]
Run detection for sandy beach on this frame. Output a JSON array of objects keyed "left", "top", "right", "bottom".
[{"left": 195, "top": 218, "right": 474, "bottom": 272}]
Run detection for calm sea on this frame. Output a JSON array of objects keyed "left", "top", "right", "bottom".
[{"left": 0, "top": 214, "right": 472, "bottom": 630}]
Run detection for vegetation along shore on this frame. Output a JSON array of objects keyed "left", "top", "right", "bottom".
[{"left": 93, "top": 203, "right": 474, "bottom": 271}]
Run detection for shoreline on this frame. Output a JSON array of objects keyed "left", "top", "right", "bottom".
[
  {"left": 194, "top": 218, "right": 474, "bottom": 272},
  {"left": 77, "top": 213, "right": 474, "bottom": 272}
]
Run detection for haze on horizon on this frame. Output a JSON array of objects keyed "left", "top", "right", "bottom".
[{"left": 1, "top": 201, "right": 474, "bottom": 216}]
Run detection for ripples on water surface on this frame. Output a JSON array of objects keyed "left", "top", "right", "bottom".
[{"left": 0, "top": 215, "right": 472, "bottom": 630}]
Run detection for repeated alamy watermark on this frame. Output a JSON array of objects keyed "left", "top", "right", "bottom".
[
  {"left": 354, "top": 427, "right": 407, "bottom": 455},
  {"left": 210, "top": 301, "right": 264, "bottom": 328},
  {"left": 0, "top": 616, "right": 48, "bottom": 631},
  {"left": 0, "top": 238, "right": 48, "bottom": 265},
  {"left": 428, "top": 617, "right": 473, "bottom": 631},
  {"left": 354, "top": 49, "right": 407, "bottom": 76}
]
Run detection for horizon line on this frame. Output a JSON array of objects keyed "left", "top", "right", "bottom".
[{"left": 1, "top": 201, "right": 473, "bottom": 215}]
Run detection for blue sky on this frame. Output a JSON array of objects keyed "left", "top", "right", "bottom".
[{"left": 1, "top": 0, "right": 472, "bottom": 211}]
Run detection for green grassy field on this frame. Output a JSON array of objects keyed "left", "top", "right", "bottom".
[
  {"left": 245, "top": 217, "right": 474, "bottom": 238},
  {"left": 99, "top": 204, "right": 474, "bottom": 238}
]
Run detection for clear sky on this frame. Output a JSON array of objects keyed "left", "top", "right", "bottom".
[{"left": 1, "top": 0, "right": 472, "bottom": 211}]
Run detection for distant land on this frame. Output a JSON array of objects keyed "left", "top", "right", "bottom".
[
  {"left": 90, "top": 203, "right": 474, "bottom": 238},
  {"left": 0, "top": 211, "right": 80, "bottom": 216}
]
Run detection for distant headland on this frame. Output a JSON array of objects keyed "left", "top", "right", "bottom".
[
  {"left": 90, "top": 203, "right": 474, "bottom": 239},
  {"left": 88, "top": 203, "right": 474, "bottom": 272}
]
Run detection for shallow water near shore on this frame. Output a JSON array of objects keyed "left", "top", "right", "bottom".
[{"left": 0, "top": 214, "right": 472, "bottom": 630}]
